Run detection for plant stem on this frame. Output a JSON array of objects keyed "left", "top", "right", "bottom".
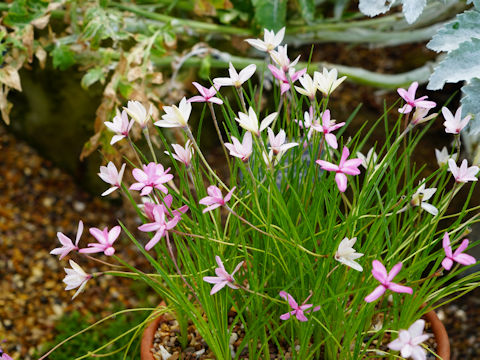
[
  {"left": 143, "top": 127, "right": 158, "bottom": 162},
  {"left": 208, "top": 102, "right": 230, "bottom": 168}
]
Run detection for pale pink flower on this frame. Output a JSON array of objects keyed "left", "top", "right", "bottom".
[
  {"left": 279, "top": 291, "right": 320, "bottom": 322},
  {"left": 199, "top": 185, "right": 236, "bottom": 213},
  {"left": 50, "top": 220, "right": 83, "bottom": 260},
  {"left": 441, "top": 232, "right": 476, "bottom": 271},
  {"left": 188, "top": 82, "right": 223, "bottom": 105},
  {"left": 138, "top": 205, "right": 180, "bottom": 251},
  {"left": 104, "top": 110, "right": 134, "bottom": 144},
  {"left": 79, "top": 226, "right": 121, "bottom": 256},
  {"left": 0, "top": 346, "right": 13, "bottom": 360},
  {"left": 143, "top": 195, "right": 188, "bottom": 222},
  {"left": 268, "top": 64, "right": 306, "bottom": 95},
  {"left": 165, "top": 140, "right": 194, "bottom": 167},
  {"left": 270, "top": 45, "right": 300, "bottom": 72},
  {"left": 203, "top": 255, "right": 243, "bottom": 295},
  {"left": 411, "top": 107, "right": 436, "bottom": 126},
  {"left": 316, "top": 146, "right": 362, "bottom": 193},
  {"left": 267, "top": 127, "right": 298, "bottom": 155},
  {"left": 98, "top": 162, "right": 126, "bottom": 196},
  {"left": 364, "top": 260, "right": 413, "bottom": 303},
  {"left": 245, "top": 27, "right": 285, "bottom": 53},
  {"left": 63, "top": 260, "right": 92, "bottom": 299},
  {"left": 213, "top": 62, "right": 256, "bottom": 88},
  {"left": 312, "top": 110, "right": 345, "bottom": 149},
  {"left": 123, "top": 100, "right": 153, "bottom": 129},
  {"left": 448, "top": 159, "right": 479, "bottom": 183},
  {"left": 130, "top": 163, "right": 173, "bottom": 196},
  {"left": 442, "top": 106, "right": 471, "bottom": 134},
  {"left": 225, "top": 132, "right": 253, "bottom": 161},
  {"left": 397, "top": 82, "right": 436, "bottom": 114},
  {"left": 388, "top": 319, "right": 430, "bottom": 360}
]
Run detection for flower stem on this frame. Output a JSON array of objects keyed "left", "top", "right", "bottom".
[
  {"left": 208, "top": 102, "right": 231, "bottom": 169},
  {"left": 143, "top": 127, "right": 158, "bottom": 162}
]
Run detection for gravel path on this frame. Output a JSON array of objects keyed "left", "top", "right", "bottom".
[{"left": 1, "top": 124, "right": 479, "bottom": 359}]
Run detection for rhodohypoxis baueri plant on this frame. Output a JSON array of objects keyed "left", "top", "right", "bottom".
[{"left": 43, "top": 30, "right": 480, "bottom": 360}]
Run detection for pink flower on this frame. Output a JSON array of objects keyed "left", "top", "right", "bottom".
[
  {"left": 270, "top": 45, "right": 300, "bottom": 72},
  {"left": 143, "top": 195, "right": 188, "bottom": 222},
  {"left": 50, "top": 220, "right": 83, "bottom": 260},
  {"left": 98, "top": 162, "right": 126, "bottom": 196},
  {"left": 268, "top": 64, "right": 306, "bottom": 95},
  {"left": 316, "top": 146, "right": 362, "bottom": 192},
  {"left": 165, "top": 140, "right": 194, "bottom": 167},
  {"left": 138, "top": 205, "right": 180, "bottom": 251},
  {"left": 225, "top": 132, "right": 253, "bottom": 161},
  {"left": 388, "top": 319, "right": 430, "bottom": 360},
  {"left": 130, "top": 163, "right": 173, "bottom": 196},
  {"left": 0, "top": 346, "right": 13, "bottom": 360},
  {"left": 188, "top": 82, "right": 223, "bottom": 105},
  {"left": 79, "top": 226, "right": 121, "bottom": 256},
  {"left": 267, "top": 128, "right": 298, "bottom": 155},
  {"left": 199, "top": 185, "right": 236, "bottom": 213},
  {"left": 441, "top": 232, "right": 476, "bottom": 271},
  {"left": 104, "top": 110, "right": 134, "bottom": 145},
  {"left": 279, "top": 291, "right": 320, "bottom": 322},
  {"left": 203, "top": 255, "right": 243, "bottom": 295},
  {"left": 312, "top": 110, "right": 345, "bottom": 149},
  {"left": 397, "top": 82, "right": 436, "bottom": 114},
  {"left": 364, "top": 260, "right": 413, "bottom": 303},
  {"left": 442, "top": 106, "right": 471, "bottom": 134},
  {"left": 448, "top": 159, "right": 479, "bottom": 183}
]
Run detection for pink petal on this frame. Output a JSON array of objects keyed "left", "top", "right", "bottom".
[
  {"left": 203, "top": 276, "right": 224, "bottom": 284},
  {"left": 365, "top": 285, "right": 386, "bottom": 303},
  {"left": 316, "top": 160, "right": 339, "bottom": 172},
  {"left": 279, "top": 291, "right": 298, "bottom": 309},
  {"left": 442, "top": 232, "right": 452, "bottom": 257},
  {"left": 296, "top": 310, "right": 309, "bottom": 322},
  {"left": 388, "top": 283, "right": 413, "bottom": 294},
  {"left": 210, "top": 282, "right": 227, "bottom": 295},
  {"left": 442, "top": 257, "right": 453, "bottom": 271},
  {"left": 407, "top": 82, "right": 418, "bottom": 100},
  {"left": 132, "top": 168, "right": 148, "bottom": 182},
  {"left": 188, "top": 95, "right": 207, "bottom": 103},
  {"left": 280, "top": 311, "right": 293, "bottom": 320},
  {"left": 89, "top": 227, "right": 107, "bottom": 244},
  {"left": 453, "top": 253, "right": 476, "bottom": 266},
  {"left": 108, "top": 226, "right": 121, "bottom": 244},
  {"left": 371, "top": 260, "right": 388, "bottom": 282},
  {"left": 453, "top": 239, "right": 470, "bottom": 256},
  {"left": 335, "top": 173, "right": 348, "bottom": 192},
  {"left": 387, "top": 262, "right": 403, "bottom": 282},
  {"left": 325, "top": 133, "right": 338, "bottom": 149}
]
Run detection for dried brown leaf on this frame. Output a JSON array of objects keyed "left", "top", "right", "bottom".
[
  {"left": 35, "top": 46, "right": 47, "bottom": 69},
  {"left": 0, "top": 66, "right": 22, "bottom": 91},
  {"left": 31, "top": 14, "right": 50, "bottom": 29}
]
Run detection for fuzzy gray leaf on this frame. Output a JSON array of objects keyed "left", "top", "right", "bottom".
[
  {"left": 427, "top": 10, "right": 480, "bottom": 52},
  {"left": 461, "top": 78, "right": 480, "bottom": 135},
  {"left": 402, "top": 0, "right": 426, "bottom": 24},
  {"left": 359, "top": 0, "right": 393, "bottom": 17},
  {"left": 427, "top": 38, "right": 480, "bottom": 90}
]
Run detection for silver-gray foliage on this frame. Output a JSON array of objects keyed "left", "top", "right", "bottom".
[{"left": 358, "top": 0, "right": 427, "bottom": 24}]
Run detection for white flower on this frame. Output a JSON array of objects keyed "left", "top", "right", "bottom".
[
  {"left": 63, "top": 260, "right": 91, "bottom": 299},
  {"left": 356, "top": 148, "right": 379, "bottom": 171},
  {"left": 267, "top": 127, "right": 298, "bottom": 155},
  {"left": 314, "top": 68, "right": 346, "bottom": 96},
  {"left": 245, "top": 27, "right": 285, "bottom": 53},
  {"left": 104, "top": 110, "right": 134, "bottom": 145},
  {"left": 442, "top": 106, "right": 471, "bottom": 134},
  {"left": 294, "top": 73, "right": 317, "bottom": 99},
  {"left": 98, "top": 162, "right": 126, "bottom": 196},
  {"left": 435, "top": 147, "right": 458, "bottom": 167},
  {"left": 388, "top": 319, "right": 430, "bottom": 360},
  {"left": 270, "top": 45, "right": 300, "bottom": 72},
  {"left": 334, "top": 237, "right": 364, "bottom": 272},
  {"left": 411, "top": 180, "right": 438, "bottom": 216},
  {"left": 235, "top": 107, "right": 277, "bottom": 136},
  {"left": 225, "top": 132, "right": 253, "bottom": 161},
  {"left": 155, "top": 97, "right": 192, "bottom": 128},
  {"left": 165, "top": 140, "right": 194, "bottom": 167},
  {"left": 213, "top": 63, "right": 256, "bottom": 88},
  {"left": 123, "top": 100, "right": 153, "bottom": 129}
]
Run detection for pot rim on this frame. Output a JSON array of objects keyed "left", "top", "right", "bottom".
[{"left": 140, "top": 306, "right": 450, "bottom": 360}]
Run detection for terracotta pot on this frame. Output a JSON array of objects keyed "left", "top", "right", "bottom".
[{"left": 140, "top": 307, "right": 450, "bottom": 360}]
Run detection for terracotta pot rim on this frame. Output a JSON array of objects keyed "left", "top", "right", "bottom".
[{"left": 140, "top": 306, "right": 450, "bottom": 360}]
